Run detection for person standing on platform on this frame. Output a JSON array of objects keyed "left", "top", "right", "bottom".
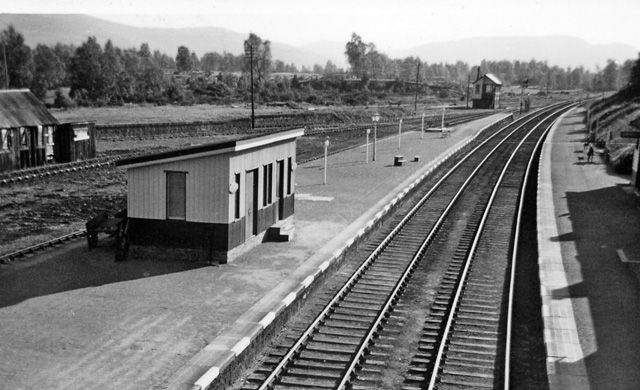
[{"left": 587, "top": 143, "right": 595, "bottom": 163}]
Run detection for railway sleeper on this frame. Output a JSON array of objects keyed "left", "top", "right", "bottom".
[
  {"left": 449, "top": 340, "right": 498, "bottom": 353},
  {"left": 305, "top": 341, "right": 360, "bottom": 354},
  {"left": 454, "top": 313, "right": 500, "bottom": 323},
  {"left": 291, "top": 358, "right": 345, "bottom": 371},
  {"left": 337, "top": 300, "right": 383, "bottom": 311},
  {"left": 317, "top": 327, "right": 366, "bottom": 338},
  {"left": 275, "top": 375, "right": 336, "bottom": 389},
  {"left": 457, "top": 307, "right": 500, "bottom": 317},
  {"left": 311, "top": 333, "right": 362, "bottom": 346},
  {"left": 438, "top": 375, "right": 494, "bottom": 389},
  {"left": 298, "top": 349, "right": 353, "bottom": 363},
  {"left": 284, "top": 367, "right": 343, "bottom": 379},
  {"left": 323, "top": 319, "right": 370, "bottom": 330},
  {"left": 333, "top": 306, "right": 379, "bottom": 317},
  {"left": 443, "top": 357, "right": 495, "bottom": 370}
]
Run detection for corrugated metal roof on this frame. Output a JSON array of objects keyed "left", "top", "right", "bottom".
[
  {"left": 117, "top": 127, "right": 305, "bottom": 168},
  {"left": 0, "top": 89, "right": 59, "bottom": 128},
  {"left": 484, "top": 73, "right": 503, "bottom": 86}
]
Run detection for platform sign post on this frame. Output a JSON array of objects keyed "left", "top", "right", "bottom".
[
  {"left": 372, "top": 113, "right": 380, "bottom": 162},
  {"left": 398, "top": 119, "right": 403, "bottom": 149},
  {"left": 421, "top": 112, "right": 425, "bottom": 139},
  {"left": 323, "top": 138, "right": 329, "bottom": 185},
  {"left": 366, "top": 128, "right": 370, "bottom": 163}
]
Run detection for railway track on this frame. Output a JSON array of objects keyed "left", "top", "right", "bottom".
[
  {"left": 0, "top": 111, "right": 489, "bottom": 186},
  {"left": 232, "top": 102, "right": 573, "bottom": 390}
]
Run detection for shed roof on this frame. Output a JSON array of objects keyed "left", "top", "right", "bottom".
[
  {"left": 0, "top": 89, "right": 59, "bottom": 128},
  {"left": 475, "top": 73, "right": 503, "bottom": 86},
  {"left": 117, "top": 127, "right": 305, "bottom": 169}
]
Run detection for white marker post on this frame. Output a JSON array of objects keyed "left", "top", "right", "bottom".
[
  {"left": 398, "top": 118, "right": 403, "bottom": 149},
  {"left": 421, "top": 112, "right": 425, "bottom": 139},
  {"left": 366, "top": 128, "right": 370, "bottom": 163},
  {"left": 441, "top": 106, "right": 445, "bottom": 130},
  {"left": 371, "top": 113, "right": 380, "bottom": 161},
  {"left": 323, "top": 138, "right": 329, "bottom": 185}
]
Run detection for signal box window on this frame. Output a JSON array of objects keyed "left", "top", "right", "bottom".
[{"left": 166, "top": 171, "right": 187, "bottom": 220}]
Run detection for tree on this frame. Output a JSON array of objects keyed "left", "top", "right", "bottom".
[
  {"left": 602, "top": 59, "right": 619, "bottom": 91},
  {"left": 345, "top": 33, "right": 368, "bottom": 79},
  {"left": 0, "top": 25, "right": 34, "bottom": 88},
  {"left": 626, "top": 53, "right": 640, "bottom": 95},
  {"left": 31, "top": 44, "right": 65, "bottom": 99},
  {"left": 324, "top": 60, "right": 338, "bottom": 74},
  {"left": 101, "top": 40, "right": 123, "bottom": 103},
  {"left": 69, "top": 36, "right": 104, "bottom": 103},
  {"left": 243, "top": 33, "right": 272, "bottom": 85},
  {"left": 176, "top": 46, "right": 192, "bottom": 72}
]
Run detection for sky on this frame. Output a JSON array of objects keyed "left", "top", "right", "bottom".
[{"left": 3, "top": 0, "right": 640, "bottom": 51}]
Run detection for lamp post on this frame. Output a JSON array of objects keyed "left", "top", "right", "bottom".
[
  {"left": 371, "top": 113, "right": 380, "bottom": 161},
  {"left": 398, "top": 118, "right": 403, "bottom": 149},
  {"left": 366, "top": 128, "right": 371, "bottom": 163},
  {"left": 323, "top": 138, "right": 329, "bottom": 185}
]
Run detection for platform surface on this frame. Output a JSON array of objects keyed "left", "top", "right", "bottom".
[
  {"left": 0, "top": 113, "right": 508, "bottom": 390},
  {"left": 538, "top": 106, "right": 640, "bottom": 390}
]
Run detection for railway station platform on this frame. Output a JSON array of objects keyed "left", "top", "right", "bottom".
[
  {"left": 0, "top": 113, "right": 510, "bottom": 390},
  {"left": 538, "top": 107, "right": 640, "bottom": 389}
]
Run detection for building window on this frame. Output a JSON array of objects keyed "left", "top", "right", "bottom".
[
  {"left": 287, "top": 157, "right": 292, "bottom": 195},
  {"left": 234, "top": 173, "right": 241, "bottom": 219},
  {"left": 263, "top": 163, "right": 273, "bottom": 206},
  {"left": 37, "top": 126, "right": 43, "bottom": 147},
  {"left": 0, "top": 129, "right": 6, "bottom": 150},
  {"left": 166, "top": 171, "right": 187, "bottom": 220},
  {"left": 20, "top": 128, "right": 27, "bottom": 147},
  {"left": 475, "top": 84, "right": 480, "bottom": 94},
  {"left": 485, "top": 84, "right": 494, "bottom": 94}
]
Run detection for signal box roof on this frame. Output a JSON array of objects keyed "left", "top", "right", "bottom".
[{"left": 475, "top": 73, "right": 503, "bottom": 86}]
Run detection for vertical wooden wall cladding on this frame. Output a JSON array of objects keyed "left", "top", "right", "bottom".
[
  {"left": 53, "top": 122, "right": 96, "bottom": 163},
  {"left": 127, "top": 154, "right": 230, "bottom": 222}
]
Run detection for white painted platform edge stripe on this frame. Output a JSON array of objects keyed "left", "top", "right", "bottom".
[
  {"left": 301, "top": 275, "right": 314, "bottom": 288},
  {"left": 194, "top": 366, "right": 220, "bottom": 389},
  {"left": 282, "top": 292, "right": 296, "bottom": 307},
  {"left": 318, "top": 260, "right": 331, "bottom": 272},
  {"left": 259, "top": 312, "right": 276, "bottom": 328},
  {"left": 231, "top": 337, "right": 251, "bottom": 355}
]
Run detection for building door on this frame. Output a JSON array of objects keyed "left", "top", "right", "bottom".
[
  {"left": 276, "top": 160, "right": 285, "bottom": 220},
  {"left": 245, "top": 169, "right": 258, "bottom": 238}
]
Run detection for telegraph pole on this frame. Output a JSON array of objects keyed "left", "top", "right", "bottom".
[
  {"left": 249, "top": 44, "right": 255, "bottom": 129},
  {"left": 466, "top": 73, "right": 470, "bottom": 109},
  {"left": 414, "top": 61, "right": 420, "bottom": 113},
  {"left": 1, "top": 40, "right": 9, "bottom": 89}
]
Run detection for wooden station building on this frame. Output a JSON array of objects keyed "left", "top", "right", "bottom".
[
  {"left": 472, "top": 73, "right": 502, "bottom": 109},
  {"left": 116, "top": 128, "right": 304, "bottom": 263},
  {"left": 0, "top": 89, "right": 59, "bottom": 171}
]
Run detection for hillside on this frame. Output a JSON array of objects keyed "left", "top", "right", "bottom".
[
  {"left": 392, "top": 35, "right": 637, "bottom": 69},
  {"left": 0, "top": 14, "right": 330, "bottom": 68},
  {"left": 0, "top": 14, "right": 637, "bottom": 70}
]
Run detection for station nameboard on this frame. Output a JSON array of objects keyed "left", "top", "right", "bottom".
[{"left": 620, "top": 131, "right": 640, "bottom": 139}]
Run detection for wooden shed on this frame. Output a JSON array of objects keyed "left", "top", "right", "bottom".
[
  {"left": 0, "top": 89, "right": 59, "bottom": 172},
  {"left": 472, "top": 73, "right": 502, "bottom": 109},
  {"left": 53, "top": 121, "right": 96, "bottom": 163},
  {"left": 116, "top": 128, "right": 304, "bottom": 263}
]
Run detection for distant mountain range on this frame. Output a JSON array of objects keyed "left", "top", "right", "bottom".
[{"left": 0, "top": 14, "right": 637, "bottom": 70}]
